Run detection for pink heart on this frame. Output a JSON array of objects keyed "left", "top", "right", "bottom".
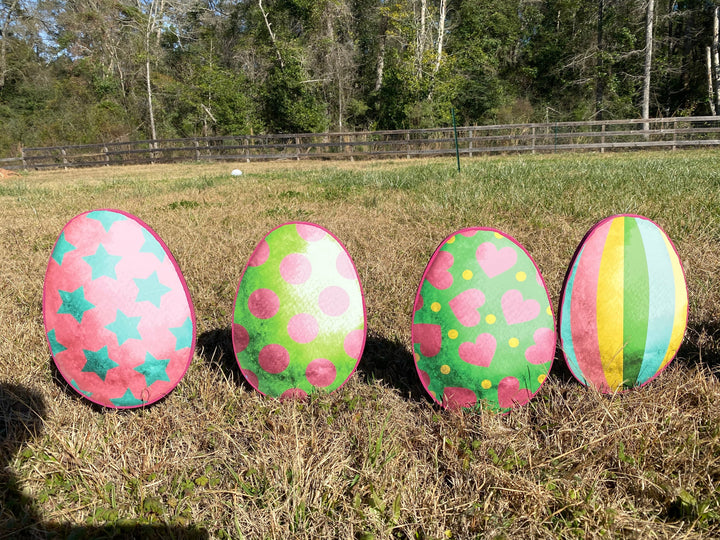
[
  {"left": 525, "top": 327, "right": 556, "bottom": 365},
  {"left": 442, "top": 387, "right": 477, "bottom": 410},
  {"left": 449, "top": 289, "right": 486, "bottom": 327},
  {"left": 458, "top": 333, "right": 496, "bottom": 367},
  {"left": 497, "top": 377, "right": 533, "bottom": 408},
  {"left": 476, "top": 242, "right": 517, "bottom": 278},
  {"left": 426, "top": 250, "right": 454, "bottom": 290},
  {"left": 501, "top": 290, "right": 540, "bottom": 325},
  {"left": 413, "top": 323, "right": 442, "bottom": 357}
]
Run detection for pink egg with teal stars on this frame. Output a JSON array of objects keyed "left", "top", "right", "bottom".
[
  {"left": 43, "top": 210, "right": 196, "bottom": 408},
  {"left": 559, "top": 215, "right": 688, "bottom": 392},
  {"left": 232, "top": 222, "right": 366, "bottom": 399},
  {"left": 412, "top": 228, "right": 555, "bottom": 412}
]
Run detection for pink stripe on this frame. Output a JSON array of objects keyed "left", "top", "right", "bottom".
[{"left": 570, "top": 219, "right": 612, "bottom": 389}]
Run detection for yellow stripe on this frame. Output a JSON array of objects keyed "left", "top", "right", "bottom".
[
  {"left": 659, "top": 235, "right": 688, "bottom": 369},
  {"left": 596, "top": 217, "right": 626, "bottom": 389}
]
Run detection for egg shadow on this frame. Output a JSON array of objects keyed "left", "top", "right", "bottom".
[
  {"left": 356, "top": 332, "right": 434, "bottom": 404},
  {"left": 1, "top": 383, "right": 209, "bottom": 538},
  {"left": 196, "top": 326, "right": 255, "bottom": 392},
  {"left": 677, "top": 320, "right": 720, "bottom": 376}
]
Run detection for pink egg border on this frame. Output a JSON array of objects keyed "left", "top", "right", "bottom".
[
  {"left": 231, "top": 221, "right": 368, "bottom": 399},
  {"left": 42, "top": 209, "right": 197, "bottom": 409},
  {"left": 557, "top": 213, "right": 689, "bottom": 393},
  {"left": 411, "top": 226, "right": 556, "bottom": 412}
]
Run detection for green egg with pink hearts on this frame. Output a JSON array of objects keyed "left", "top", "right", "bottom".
[
  {"left": 232, "top": 222, "right": 367, "bottom": 399},
  {"left": 412, "top": 228, "right": 555, "bottom": 412}
]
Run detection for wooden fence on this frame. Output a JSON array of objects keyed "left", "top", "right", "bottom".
[{"left": 3, "top": 116, "right": 720, "bottom": 171}]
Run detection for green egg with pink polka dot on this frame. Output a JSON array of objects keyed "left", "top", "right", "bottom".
[
  {"left": 233, "top": 222, "right": 366, "bottom": 399},
  {"left": 412, "top": 228, "right": 555, "bottom": 412}
]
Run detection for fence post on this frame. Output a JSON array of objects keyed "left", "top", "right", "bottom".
[
  {"left": 103, "top": 146, "right": 109, "bottom": 166},
  {"left": 194, "top": 139, "right": 200, "bottom": 161},
  {"left": 21, "top": 145, "right": 27, "bottom": 170},
  {"left": 600, "top": 124, "right": 606, "bottom": 153},
  {"left": 672, "top": 120, "right": 677, "bottom": 151},
  {"left": 531, "top": 126, "right": 536, "bottom": 154},
  {"left": 468, "top": 129, "right": 474, "bottom": 158},
  {"left": 61, "top": 148, "right": 68, "bottom": 169}
]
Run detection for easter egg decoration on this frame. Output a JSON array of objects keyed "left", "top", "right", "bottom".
[
  {"left": 43, "top": 210, "right": 196, "bottom": 408},
  {"left": 412, "top": 228, "right": 555, "bottom": 412},
  {"left": 232, "top": 222, "right": 366, "bottom": 399},
  {"left": 559, "top": 214, "right": 688, "bottom": 392}
]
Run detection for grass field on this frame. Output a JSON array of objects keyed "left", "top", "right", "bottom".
[{"left": 1, "top": 151, "right": 720, "bottom": 539}]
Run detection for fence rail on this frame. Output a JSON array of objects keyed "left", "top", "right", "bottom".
[{"left": 2, "top": 116, "right": 720, "bottom": 171}]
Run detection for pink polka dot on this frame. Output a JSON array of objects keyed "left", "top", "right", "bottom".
[
  {"left": 258, "top": 344, "right": 289, "bottom": 374},
  {"left": 414, "top": 294, "right": 424, "bottom": 312},
  {"left": 318, "top": 286, "right": 350, "bottom": 317},
  {"left": 280, "top": 388, "right": 309, "bottom": 401},
  {"left": 460, "top": 230, "right": 477, "bottom": 238},
  {"left": 418, "top": 369, "right": 431, "bottom": 387},
  {"left": 343, "top": 329, "right": 365, "bottom": 360},
  {"left": 296, "top": 224, "right": 326, "bottom": 242},
  {"left": 287, "top": 313, "right": 318, "bottom": 344},
  {"left": 241, "top": 369, "right": 259, "bottom": 389},
  {"left": 248, "top": 289, "right": 279, "bottom": 319},
  {"left": 280, "top": 253, "right": 312, "bottom": 285},
  {"left": 232, "top": 323, "right": 249, "bottom": 353},
  {"left": 306, "top": 359, "right": 337, "bottom": 388},
  {"left": 336, "top": 252, "right": 356, "bottom": 280},
  {"left": 248, "top": 240, "right": 269, "bottom": 267}
]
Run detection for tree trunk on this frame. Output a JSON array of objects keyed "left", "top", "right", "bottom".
[
  {"left": 433, "top": 0, "right": 447, "bottom": 75},
  {"left": 258, "top": 0, "right": 284, "bottom": 69},
  {"left": 595, "top": 0, "right": 604, "bottom": 120},
  {"left": 0, "top": 0, "right": 20, "bottom": 89},
  {"left": 707, "top": 46, "right": 716, "bottom": 115},
  {"left": 713, "top": 6, "right": 719, "bottom": 113},
  {"left": 375, "top": 17, "right": 387, "bottom": 92},
  {"left": 642, "top": 0, "right": 654, "bottom": 134}
]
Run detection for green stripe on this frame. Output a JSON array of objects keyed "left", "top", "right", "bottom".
[{"left": 622, "top": 217, "right": 650, "bottom": 387}]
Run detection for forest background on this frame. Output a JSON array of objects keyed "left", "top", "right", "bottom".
[{"left": 2, "top": 0, "right": 720, "bottom": 158}]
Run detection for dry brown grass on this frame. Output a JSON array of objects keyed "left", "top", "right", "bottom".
[{"left": 1, "top": 153, "right": 720, "bottom": 539}]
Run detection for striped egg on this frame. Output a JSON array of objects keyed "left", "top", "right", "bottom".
[
  {"left": 232, "top": 222, "right": 366, "bottom": 399},
  {"left": 559, "top": 214, "right": 687, "bottom": 392},
  {"left": 43, "top": 210, "right": 196, "bottom": 408}
]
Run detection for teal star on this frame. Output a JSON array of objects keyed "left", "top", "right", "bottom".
[
  {"left": 82, "top": 243, "right": 122, "bottom": 280},
  {"left": 57, "top": 287, "right": 95, "bottom": 324},
  {"left": 169, "top": 317, "right": 193, "bottom": 351},
  {"left": 47, "top": 328, "right": 68, "bottom": 355},
  {"left": 110, "top": 388, "right": 145, "bottom": 407},
  {"left": 134, "top": 271, "right": 171, "bottom": 308},
  {"left": 51, "top": 232, "right": 76, "bottom": 266},
  {"left": 81, "top": 345, "right": 119, "bottom": 381},
  {"left": 139, "top": 229, "right": 166, "bottom": 262},
  {"left": 70, "top": 379, "right": 93, "bottom": 397},
  {"left": 134, "top": 353, "right": 170, "bottom": 387},
  {"left": 87, "top": 210, "right": 127, "bottom": 232},
  {"left": 105, "top": 310, "right": 142, "bottom": 346}
]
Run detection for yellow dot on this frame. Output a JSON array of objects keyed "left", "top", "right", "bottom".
[
  {"left": 462, "top": 269, "right": 473, "bottom": 280},
  {"left": 515, "top": 271, "right": 527, "bottom": 282},
  {"left": 481, "top": 379, "right": 492, "bottom": 389},
  {"left": 448, "top": 329, "right": 458, "bottom": 339},
  {"left": 431, "top": 302, "right": 441, "bottom": 312},
  {"left": 440, "top": 364, "right": 451, "bottom": 374},
  {"left": 509, "top": 337, "right": 519, "bottom": 348},
  {"left": 446, "top": 236, "right": 456, "bottom": 244},
  {"left": 414, "top": 352, "right": 420, "bottom": 362},
  {"left": 485, "top": 314, "right": 496, "bottom": 324},
  {"left": 546, "top": 306, "right": 553, "bottom": 316},
  {"left": 494, "top": 232, "right": 503, "bottom": 239},
  {"left": 538, "top": 374, "right": 547, "bottom": 384}
]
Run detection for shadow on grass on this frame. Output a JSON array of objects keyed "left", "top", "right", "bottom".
[
  {"left": 0, "top": 383, "right": 209, "bottom": 538},
  {"left": 197, "top": 326, "right": 255, "bottom": 392},
  {"left": 677, "top": 320, "right": 720, "bottom": 374},
  {"left": 357, "top": 332, "right": 434, "bottom": 404}
]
